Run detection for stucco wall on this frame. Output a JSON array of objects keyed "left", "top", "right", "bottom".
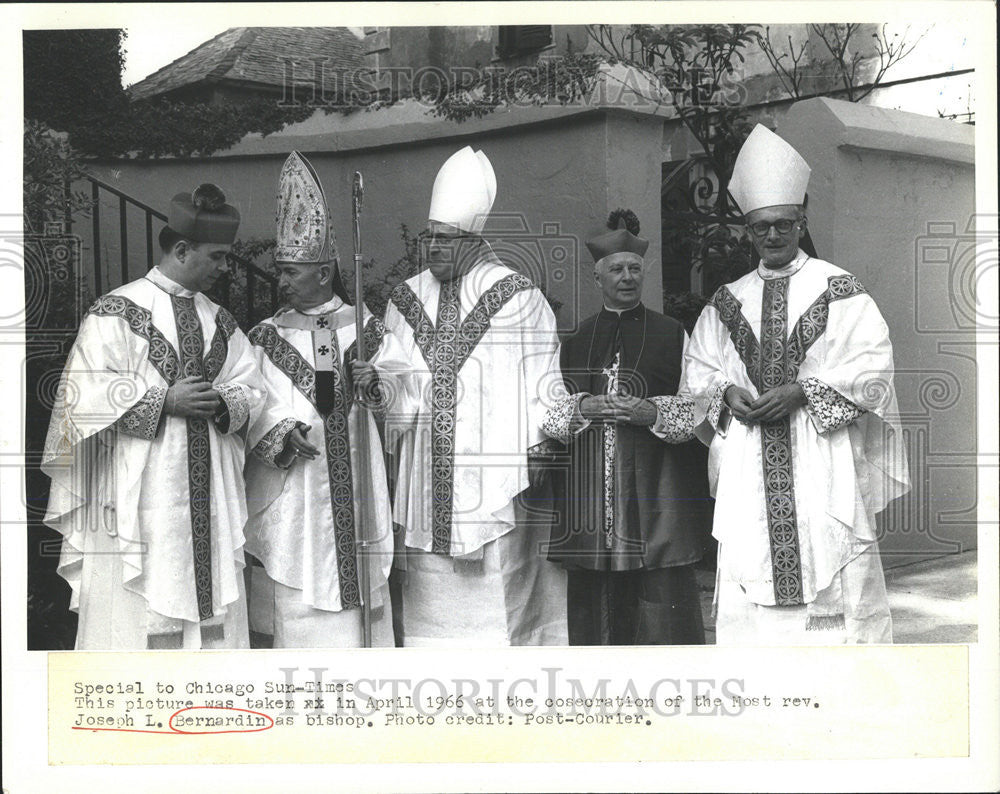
[
  {"left": 779, "top": 97, "right": 977, "bottom": 565},
  {"left": 78, "top": 105, "right": 665, "bottom": 335}
]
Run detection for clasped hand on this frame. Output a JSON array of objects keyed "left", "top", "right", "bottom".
[
  {"left": 164, "top": 375, "right": 221, "bottom": 419},
  {"left": 579, "top": 394, "right": 657, "bottom": 427},
  {"left": 725, "top": 383, "right": 806, "bottom": 423}
]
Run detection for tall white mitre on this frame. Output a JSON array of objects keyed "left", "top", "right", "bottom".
[
  {"left": 728, "top": 124, "right": 811, "bottom": 215},
  {"left": 428, "top": 146, "right": 497, "bottom": 234}
]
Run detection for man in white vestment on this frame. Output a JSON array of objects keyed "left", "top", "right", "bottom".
[
  {"left": 681, "top": 125, "right": 911, "bottom": 644},
  {"left": 42, "top": 184, "right": 264, "bottom": 649},
  {"left": 244, "top": 151, "right": 399, "bottom": 647},
  {"left": 354, "top": 146, "right": 569, "bottom": 646}
]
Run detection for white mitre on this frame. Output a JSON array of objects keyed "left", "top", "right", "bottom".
[
  {"left": 428, "top": 146, "right": 497, "bottom": 234},
  {"left": 728, "top": 124, "right": 811, "bottom": 215}
]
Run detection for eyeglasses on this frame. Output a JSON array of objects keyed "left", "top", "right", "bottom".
[
  {"left": 747, "top": 218, "right": 801, "bottom": 237},
  {"left": 417, "top": 229, "right": 469, "bottom": 244}
]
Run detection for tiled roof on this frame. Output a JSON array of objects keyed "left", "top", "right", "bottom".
[{"left": 129, "top": 27, "right": 366, "bottom": 101}]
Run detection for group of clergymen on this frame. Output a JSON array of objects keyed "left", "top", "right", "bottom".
[{"left": 41, "top": 124, "right": 910, "bottom": 650}]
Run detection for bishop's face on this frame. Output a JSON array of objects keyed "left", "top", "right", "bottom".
[
  {"left": 595, "top": 254, "right": 644, "bottom": 310},
  {"left": 277, "top": 261, "right": 334, "bottom": 311},
  {"left": 746, "top": 204, "right": 806, "bottom": 269},
  {"left": 422, "top": 221, "right": 479, "bottom": 282}
]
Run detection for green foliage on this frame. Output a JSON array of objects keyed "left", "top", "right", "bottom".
[
  {"left": 591, "top": 25, "right": 759, "bottom": 208},
  {"left": 692, "top": 225, "right": 757, "bottom": 298},
  {"left": 22, "top": 28, "right": 349, "bottom": 158},
  {"left": 76, "top": 96, "right": 320, "bottom": 159},
  {"left": 662, "top": 290, "right": 709, "bottom": 335},
  {"left": 426, "top": 26, "right": 761, "bottom": 299},
  {"left": 230, "top": 237, "right": 279, "bottom": 264},
  {"left": 425, "top": 53, "right": 606, "bottom": 123},
  {"left": 22, "top": 123, "right": 94, "bottom": 451},
  {"left": 619, "top": 24, "right": 760, "bottom": 95},
  {"left": 23, "top": 120, "right": 94, "bottom": 233},
  {"left": 23, "top": 29, "right": 129, "bottom": 135},
  {"left": 595, "top": 26, "right": 760, "bottom": 293}
]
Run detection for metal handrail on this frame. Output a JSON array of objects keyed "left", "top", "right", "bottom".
[{"left": 82, "top": 174, "right": 278, "bottom": 326}]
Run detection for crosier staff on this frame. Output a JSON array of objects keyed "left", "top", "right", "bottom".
[{"left": 352, "top": 171, "right": 373, "bottom": 647}]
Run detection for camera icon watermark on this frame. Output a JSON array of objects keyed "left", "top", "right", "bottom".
[
  {"left": 914, "top": 214, "right": 998, "bottom": 335},
  {"left": 1, "top": 222, "right": 86, "bottom": 335},
  {"left": 479, "top": 213, "right": 580, "bottom": 331}
]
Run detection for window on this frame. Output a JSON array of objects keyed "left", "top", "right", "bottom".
[{"left": 497, "top": 26, "right": 553, "bottom": 58}]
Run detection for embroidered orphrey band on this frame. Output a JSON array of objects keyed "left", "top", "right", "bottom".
[
  {"left": 710, "top": 274, "right": 866, "bottom": 393},
  {"left": 202, "top": 307, "right": 238, "bottom": 382},
  {"left": 710, "top": 287, "right": 761, "bottom": 392},
  {"left": 89, "top": 295, "right": 181, "bottom": 384},
  {"left": 248, "top": 323, "right": 316, "bottom": 403},
  {"left": 249, "top": 319, "right": 365, "bottom": 608},
  {"left": 391, "top": 273, "right": 533, "bottom": 554},
  {"left": 170, "top": 295, "right": 214, "bottom": 621},
  {"left": 756, "top": 278, "right": 802, "bottom": 605},
  {"left": 345, "top": 315, "right": 387, "bottom": 366},
  {"left": 91, "top": 293, "right": 244, "bottom": 621},
  {"left": 785, "top": 274, "right": 866, "bottom": 379},
  {"left": 89, "top": 295, "right": 240, "bottom": 387},
  {"left": 710, "top": 274, "right": 868, "bottom": 604},
  {"left": 319, "top": 331, "right": 361, "bottom": 609},
  {"left": 710, "top": 274, "right": 867, "bottom": 605}
]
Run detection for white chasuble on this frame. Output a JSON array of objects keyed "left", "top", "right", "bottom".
[
  {"left": 681, "top": 252, "right": 910, "bottom": 643},
  {"left": 245, "top": 297, "right": 398, "bottom": 647},
  {"left": 41, "top": 268, "right": 264, "bottom": 649},
  {"left": 373, "top": 259, "right": 568, "bottom": 646}
]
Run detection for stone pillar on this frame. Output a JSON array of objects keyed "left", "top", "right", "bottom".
[{"left": 601, "top": 110, "right": 665, "bottom": 315}]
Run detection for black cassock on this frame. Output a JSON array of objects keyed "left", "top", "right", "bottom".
[{"left": 547, "top": 304, "right": 713, "bottom": 645}]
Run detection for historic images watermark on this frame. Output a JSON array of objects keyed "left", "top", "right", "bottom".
[{"left": 275, "top": 60, "right": 752, "bottom": 113}]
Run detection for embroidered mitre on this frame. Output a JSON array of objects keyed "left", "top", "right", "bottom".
[{"left": 275, "top": 151, "right": 339, "bottom": 264}]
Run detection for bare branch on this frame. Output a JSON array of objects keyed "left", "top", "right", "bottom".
[
  {"left": 854, "top": 23, "right": 928, "bottom": 101},
  {"left": 811, "top": 23, "right": 862, "bottom": 101},
  {"left": 755, "top": 25, "right": 808, "bottom": 98}
]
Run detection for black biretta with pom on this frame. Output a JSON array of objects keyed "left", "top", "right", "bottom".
[
  {"left": 167, "top": 183, "right": 241, "bottom": 244},
  {"left": 585, "top": 208, "right": 649, "bottom": 263}
]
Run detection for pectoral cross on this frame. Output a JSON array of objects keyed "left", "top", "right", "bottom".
[
  {"left": 600, "top": 351, "right": 620, "bottom": 548},
  {"left": 602, "top": 351, "right": 620, "bottom": 396}
]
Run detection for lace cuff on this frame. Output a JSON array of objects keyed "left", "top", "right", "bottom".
[
  {"left": 707, "top": 381, "right": 733, "bottom": 434},
  {"left": 649, "top": 396, "right": 696, "bottom": 443},
  {"left": 252, "top": 418, "right": 299, "bottom": 468},
  {"left": 214, "top": 382, "right": 251, "bottom": 434},
  {"left": 541, "top": 392, "right": 589, "bottom": 444},
  {"left": 115, "top": 386, "right": 166, "bottom": 440},
  {"left": 800, "top": 377, "right": 866, "bottom": 434}
]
